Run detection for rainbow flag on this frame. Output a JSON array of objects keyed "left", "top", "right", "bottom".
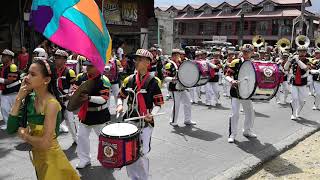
[{"left": 30, "top": 0, "right": 112, "bottom": 73}]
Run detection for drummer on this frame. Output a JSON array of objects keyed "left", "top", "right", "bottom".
[
  {"left": 225, "top": 44, "right": 257, "bottom": 143},
  {"left": 54, "top": 49, "right": 78, "bottom": 144},
  {"left": 164, "top": 49, "right": 196, "bottom": 126},
  {"left": 74, "top": 60, "right": 112, "bottom": 169},
  {"left": 116, "top": 49, "right": 164, "bottom": 180},
  {"left": 206, "top": 51, "right": 222, "bottom": 106}
]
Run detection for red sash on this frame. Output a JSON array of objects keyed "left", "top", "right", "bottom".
[
  {"left": 295, "top": 66, "right": 302, "bottom": 85},
  {"left": 57, "top": 66, "right": 66, "bottom": 90},
  {"left": 135, "top": 72, "right": 150, "bottom": 116}
]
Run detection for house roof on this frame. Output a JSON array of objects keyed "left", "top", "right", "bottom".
[
  {"left": 157, "top": 0, "right": 312, "bottom": 12},
  {"left": 175, "top": 8, "right": 309, "bottom": 20}
]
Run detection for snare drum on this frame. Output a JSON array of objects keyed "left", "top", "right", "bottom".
[
  {"left": 98, "top": 122, "right": 140, "bottom": 168},
  {"left": 238, "top": 61, "right": 280, "bottom": 100},
  {"left": 177, "top": 60, "right": 209, "bottom": 88}
]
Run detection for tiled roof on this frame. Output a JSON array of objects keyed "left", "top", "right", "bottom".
[
  {"left": 157, "top": 0, "right": 312, "bottom": 12},
  {"left": 175, "top": 8, "right": 303, "bottom": 20}
]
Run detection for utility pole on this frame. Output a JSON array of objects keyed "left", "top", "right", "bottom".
[
  {"left": 239, "top": 14, "right": 244, "bottom": 47},
  {"left": 299, "top": 0, "right": 305, "bottom": 35}
]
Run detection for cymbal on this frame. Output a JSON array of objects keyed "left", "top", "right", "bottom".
[{"left": 67, "top": 79, "right": 95, "bottom": 111}]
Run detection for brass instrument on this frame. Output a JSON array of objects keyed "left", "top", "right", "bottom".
[
  {"left": 252, "top": 35, "right": 265, "bottom": 48},
  {"left": 277, "top": 38, "right": 291, "bottom": 52},
  {"left": 295, "top": 35, "right": 310, "bottom": 48}
]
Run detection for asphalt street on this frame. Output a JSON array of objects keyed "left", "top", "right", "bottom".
[{"left": 0, "top": 86, "right": 319, "bottom": 180}]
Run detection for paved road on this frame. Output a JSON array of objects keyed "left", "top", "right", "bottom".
[{"left": 0, "top": 87, "right": 319, "bottom": 180}]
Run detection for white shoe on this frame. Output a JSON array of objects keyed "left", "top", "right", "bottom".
[
  {"left": 76, "top": 161, "right": 91, "bottom": 169},
  {"left": 243, "top": 131, "right": 257, "bottom": 138},
  {"left": 228, "top": 136, "right": 235, "bottom": 143},
  {"left": 184, "top": 121, "right": 197, "bottom": 126},
  {"left": 59, "top": 124, "right": 69, "bottom": 133},
  {"left": 170, "top": 122, "right": 178, "bottom": 126},
  {"left": 276, "top": 100, "right": 281, "bottom": 104},
  {"left": 291, "top": 115, "right": 297, "bottom": 120},
  {"left": 0, "top": 125, "right": 6, "bottom": 130},
  {"left": 312, "top": 106, "right": 318, "bottom": 110}
]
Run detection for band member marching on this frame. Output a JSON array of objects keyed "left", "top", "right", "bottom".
[
  {"left": 190, "top": 51, "right": 203, "bottom": 104},
  {"left": 310, "top": 49, "right": 320, "bottom": 110},
  {"left": 284, "top": 46, "right": 310, "bottom": 120},
  {"left": 0, "top": 49, "right": 21, "bottom": 130},
  {"left": 225, "top": 44, "right": 257, "bottom": 143},
  {"left": 116, "top": 49, "right": 164, "bottom": 180},
  {"left": 206, "top": 51, "right": 222, "bottom": 106},
  {"left": 165, "top": 49, "right": 196, "bottom": 126},
  {"left": 54, "top": 49, "right": 78, "bottom": 143},
  {"left": 104, "top": 51, "right": 123, "bottom": 109},
  {"left": 275, "top": 52, "right": 290, "bottom": 104},
  {"left": 222, "top": 50, "right": 235, "bottom": 97},
  {"left": 75, "top": 60, "right": 112, "bottom": 169}
]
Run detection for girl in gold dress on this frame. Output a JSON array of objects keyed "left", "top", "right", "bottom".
[{"left": 7, "top": 58, "right": 80, "bottom": 180}]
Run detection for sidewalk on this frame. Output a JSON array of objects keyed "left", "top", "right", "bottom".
[{"left": 0, "top": 91, "right": 319, "bottom": 180}]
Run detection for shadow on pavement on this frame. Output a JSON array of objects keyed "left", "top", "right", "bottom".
[
  {"left": 235, "top": 138, "right": 303, "bottom": 177},
  {"left": 15, "top": 142, "right": 32, "bottom": 151},
  {"left": 292, "top": 117, "right": 320, "bottom": 127},
  {"left": 0, "top": 147, "right": 12, "bottom": 159},
  {"left": 64, "top": 143, "right": 78, "bottom": 161},
  {"left": 171, "top": 126, "right": 222, "bottom": 142},
  {"left": 78, "top": 166, "right": 116, "bottom": 180},
  {"left": 254, "top": 111, "right": 270, "bottom": 118},
  {"left": 208, "top": 104, "right": 230, "bottom": 110}
]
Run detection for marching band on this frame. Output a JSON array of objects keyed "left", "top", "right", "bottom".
[{"left": 3, "top": 34, "right": 320, "bottom": 180}]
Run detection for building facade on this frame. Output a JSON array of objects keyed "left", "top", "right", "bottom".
[{"left": 156, "top": 0, "right": 320, "bottom": 48}]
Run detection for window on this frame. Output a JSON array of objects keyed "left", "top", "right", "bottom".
[
  {"left": 204, "top": 8, "right": 212, "bottom": 15},
  {"left": 242, "top": 3, "right": 252, "bottom": 13},
  {"left": 263, "top": 2, "right": 274, "bottom": 12},
  {"left": 203, "top": 22, "right": 214, "bottom": 35},
  {"left": 256, "top": 21, "right": 268, "bottom": 35},
  {"left": 199, "top": 23, "right": 204, "bottom": 35},
  {"left": 221, "top": 22, "right": 233, "bottom": 35},
  {"left": 179, "top": 23, "right": 186, "bottom": 35},
  {"left": 222, "top": 7, "right": 232, "bottom": 14},
  {"left": 187, "top": 8, "right": 194, "bottom": 15}
]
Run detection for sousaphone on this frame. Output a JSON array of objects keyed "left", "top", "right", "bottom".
[
  {"left": 252, "top": 35, "right": 265, "bottom": 48},
  {"left": 277, "top": 38, "right": 291, "bottom": 52},
  {"left": 295, "top": 35, "right": 310, "bottom": 48}
]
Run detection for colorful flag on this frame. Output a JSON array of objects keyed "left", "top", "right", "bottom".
[{"left": 30, "top": 0, "right": 112, "bottom": 73}]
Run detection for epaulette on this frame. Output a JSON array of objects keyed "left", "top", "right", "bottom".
[
  {"left": 165, "top": 62, "right": 172, "bottom": 70},
  {"left": 230, "top": 59, "right": 240, "bottom": 68},
  {"left": 154, "top": 76, "right": 162, "bottom": 88},
  {"left": 76, "top": 73, "right": 84, "bottom": 81},
  {"left": 9, "top": 64, "right": 18, "bottom": 73},
  {"left": 68, "top": 69, "right": 76, "bottom": 78},
  {"left": 101, "top": 75, "right": 111, "bottom": 88}
]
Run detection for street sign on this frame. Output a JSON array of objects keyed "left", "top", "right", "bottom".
[{"left": 212, "top": 36, "right": 227, "bottom": 42}]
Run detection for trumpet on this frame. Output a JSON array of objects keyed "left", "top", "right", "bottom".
[
  {"left": 252, "top": 35, "right": 265, "bottom": 48},
  {"left": 295, "top": 35, "right": 310, "bottom": 48},
  {"left": 277, "top": 38, "right": 291, "bottom": 52}
]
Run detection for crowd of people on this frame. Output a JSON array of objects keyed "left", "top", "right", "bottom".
[{"left": 0, "top": 37, "right": 320, "bottom": 179}]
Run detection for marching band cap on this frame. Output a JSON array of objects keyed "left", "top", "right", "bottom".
[
  {"left": 195, "top": 50, "right": 203, "bottom": 56},
  {"left": 201, "top": 50, "right": 207, "bottom": 55},
  {"left": 1, "top": 49, "right": 14, "bottom": 57},
  {"left": 259, "top": 48, "right": 266, "bottom": 53},
  {"left": 172, "top": 49, "right": 181, "bottom": 54},
  {"left": 297, "top": 46, "right": 308, "bottom": 51},
  {"left": 134, "top": 49, "right": 153, "bottom": 61},
  {"left": 213, "top": 51, "right": 220, "bottom": 56},
  {"left": 33, "top": 48, "right": 48, "bottom": 58},
  {"left": 227, "top": 50, "right": 235, "bottom": 55},
  {"left": 179, "top": 49, "right": 186, "bottom": 55},
  {"left": 282, "top": 52, "right": 290, "bottom": 57},
  {"left": 54, "top": 49, "right": 69, "bottom": 58},
  {"left": 242, "top": 44, "right": 254, "bottom": 52}
]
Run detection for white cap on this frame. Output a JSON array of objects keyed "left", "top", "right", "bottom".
[
  {"left": 1, "top": 49, "right": 14, "bottom": 57},
  {"left": 33, "top": 48, "right": 48, "bottom": 58}
]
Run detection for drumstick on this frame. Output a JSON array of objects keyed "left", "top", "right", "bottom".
[{"left": 124, "top": 112, "right": 166, "bottom": 122}]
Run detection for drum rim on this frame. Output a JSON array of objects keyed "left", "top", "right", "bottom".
[
  {"left": 177, "top": 60, "right": 201, "bottom": 88},
  {"left": 239, "top": 60, "right": 258, "bottom": 100},
  {"left": 100, "top": 122, "right": 141, "bottom": 139}
]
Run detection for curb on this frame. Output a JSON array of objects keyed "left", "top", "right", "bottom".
[{"left": 212, "top": 125, "right": 320, "bottom": 180}]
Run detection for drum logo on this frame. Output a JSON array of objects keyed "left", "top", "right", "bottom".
[
  {"left": 263, "top": 67, "right": 274, "bottom": 78},
  {"left": 104, "top": 145, "right": 114, "bottom": 158}
]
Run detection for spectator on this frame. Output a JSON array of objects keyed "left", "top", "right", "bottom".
[{"left": 17, "top": 47, "right": 29, "bottom": 71}]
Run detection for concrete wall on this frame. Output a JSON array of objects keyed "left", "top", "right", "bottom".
[{"left": 155, "top": 9, "right": 175, "bottom": 55}]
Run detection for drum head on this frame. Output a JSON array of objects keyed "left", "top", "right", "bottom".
[
  {"left": 102, "top": 123, "right": 138, "bottom": 137},
  {"left": 178, "top": 61, "right": 200, "bottom": 88},
  {"left": 238, "top": 61, "right": 256, "bottom": 99}
]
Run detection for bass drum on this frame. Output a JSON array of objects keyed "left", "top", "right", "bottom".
[
  {"left": 238, "top": 61, "right": 280, "bottom": 100},
  {"left": 177, "top": 60, "right": 209, "bottom": 88}
]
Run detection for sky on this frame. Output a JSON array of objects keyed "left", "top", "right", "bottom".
[{"left": 154, "top": 0, "right": 319, "bottom": 13}]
